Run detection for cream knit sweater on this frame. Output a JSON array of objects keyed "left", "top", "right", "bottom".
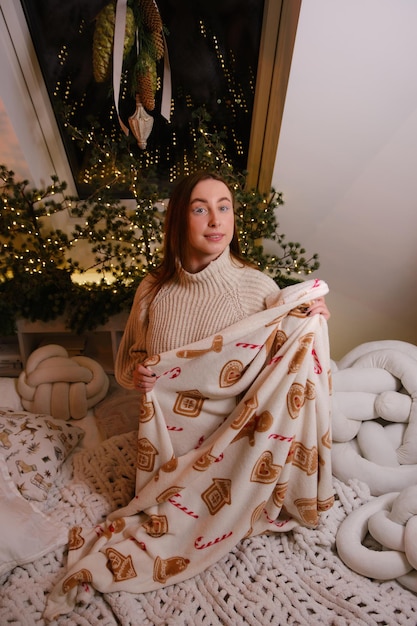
[{"left": 115, "top": 247, "right": 280, "bottom": 389}]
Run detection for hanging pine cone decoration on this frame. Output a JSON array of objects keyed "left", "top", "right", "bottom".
[
  {"left": 136, "top": 52, "right": 158, "bottom": 111},
  {"left": 91, "top": 0, "right": 167, "bottom": 141},
  {"left": 133, "top": 0, "right": 166, "bottom": 112},
  {"left": 138, "top": 0, "right": 163, "bottom": 33},
  {"left": 151, "top": 29, "right": 165, "bottom": 61},
  {"left": 92, "top": 1, "right": 136, "bottom": 83}
]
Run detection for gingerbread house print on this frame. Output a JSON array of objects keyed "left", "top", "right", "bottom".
[
  {"left": 173, "top": 389, "right": 208, "bottom": 418},
  {"left": 202, "top": 478, "right": 232, "bottom": 515},
  {"left": 137, "top": 438, "right": 159, "bottom": 472}
]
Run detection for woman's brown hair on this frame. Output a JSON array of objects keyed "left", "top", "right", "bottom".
[{"left": 150, "top": 170, "right": 248, "bottom": 293}]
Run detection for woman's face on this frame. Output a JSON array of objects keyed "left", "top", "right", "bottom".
[{"left": 183, "top": 178, "right": 235, "bottom": 273}]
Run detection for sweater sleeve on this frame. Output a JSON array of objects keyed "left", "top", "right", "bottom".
[{"left": 114, "top": 277, "right": 153, "bottom": 390}]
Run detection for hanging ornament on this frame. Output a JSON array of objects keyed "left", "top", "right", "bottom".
[
  {"left": 139, "top": 0, "right": 163, "bottom": 33},
  {"left": 92, "top": 0, "right": 171, "bottom": 145},
  {"left": 128, "top": 94, "right": 154, "bottom": 149},
  {"left": 135, "top": 52, "right": 158, "bottom": 112},
  {"left": 92, "top": 1, "right": 135, "bottom": 83}
]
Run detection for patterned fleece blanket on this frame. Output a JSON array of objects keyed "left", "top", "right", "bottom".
[
  {"left": 3, "top": 433, "right": 417, "bottom": 625},
  {"left": 45, "top": 279, "right": 334, "bottom": 621}
]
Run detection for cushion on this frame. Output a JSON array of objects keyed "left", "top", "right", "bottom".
[
  {"left": 0, "top": 408, "right": 84, "bottom": 501},
  {"left": 0, "top": 454, "right": 67, "bottom": 576},
  {"left": 0, "top": 377, "right": 23, "bottom": 411},
  {"left": 331, "top": 340, "right": 417, "bottom": 495},
  {"left": 17, "top": 344, "right": 110, "bottom": 420}
]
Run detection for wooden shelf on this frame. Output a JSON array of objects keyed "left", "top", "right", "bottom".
[
  {"left": 11, "top": 312, "right": 128, "bottom": 375},
  {"left": 0, "top": 336, "right": 22, "bottom": 377}
]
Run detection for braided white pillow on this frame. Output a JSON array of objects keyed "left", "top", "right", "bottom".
[
  {"left": 331, "top": 340, "right": 417, "bottom": 495},
  {"left": 17, "top": 344, "right": 109, "bottom": 419}
]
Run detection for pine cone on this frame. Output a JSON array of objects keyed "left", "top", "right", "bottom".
[
  {"left": 93, "top": 1, "right": 136, "bottom": 83},
  {"left": 151, "top": 30, "right": 164, "bottom": 60},
  {"left": 124, "top": 7, "right": 136, "bottom": 56},
  {"left": 136, "top": 54, "right": 157, "bottom": 110},
  {"left": 138, "top": 0, "right": 163, "bottom": 33}
]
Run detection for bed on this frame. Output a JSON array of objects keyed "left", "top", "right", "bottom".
[{"left": 2, "top": 338, "right": 417, "bottom": 626}]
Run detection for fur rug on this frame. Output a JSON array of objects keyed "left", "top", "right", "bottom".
[{"left": 1, "top": 431, "right": 417, "bottom": 625}]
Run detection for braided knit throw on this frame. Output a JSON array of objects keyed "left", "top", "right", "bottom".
[{"left": 1, "top": 430, "right": 417, "bottom": 625}]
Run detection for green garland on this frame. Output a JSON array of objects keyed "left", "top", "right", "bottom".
[{"left": 0, "top": 114, "right": 319, "bottom": 336}]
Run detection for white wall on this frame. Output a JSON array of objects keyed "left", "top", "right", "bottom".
[
  {"left": 272, "top": 0, "right": 417, "bottom": 360},
  {"left": 0, "top": 0, "right": 75, "bottom": 190}
]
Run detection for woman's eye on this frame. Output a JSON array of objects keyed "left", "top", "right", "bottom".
[
  {"left": 192, "top": 206, "right": 207, "bottom": 215},
  {"left": 220, "top": 205, "right": 231, "bottom": 212}
]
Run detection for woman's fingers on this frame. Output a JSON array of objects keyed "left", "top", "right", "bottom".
[
  {"left": 133, "top": 364, "right": 156, "bottom": 392},
  {"left": 308, "top": 297, "right": 331, "bottom": 320}
]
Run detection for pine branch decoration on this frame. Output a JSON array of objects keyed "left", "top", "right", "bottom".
[
  {"left": 0, "top": 112, "right": 319, "bottom": 334},
  {"left": 92, "top": 1, "right": 136, "bottom": 83}
]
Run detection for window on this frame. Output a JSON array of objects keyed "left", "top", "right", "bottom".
[{"left": 0, "top": 0, "right": 300, "bottom": 195}]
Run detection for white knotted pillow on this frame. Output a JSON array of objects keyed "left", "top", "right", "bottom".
[
  {"left": 336, "top": 485, "right": 417, "bottom": 593},
  {"left": 331, "top": 340, "right": 417, "bottom": 495},
  {"left": 17, "top": 344, "right": 109, "bottom": 420}
]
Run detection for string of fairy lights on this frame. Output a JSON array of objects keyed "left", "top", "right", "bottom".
[
  {"left": 0, "top": 155, "right": 317, "bottom": 289},
  {"left": 0, "top": 1, "right": 319, "bottom": 339},
  {"left": 49, "top": 3, "right": 255, "bottom": 192}
]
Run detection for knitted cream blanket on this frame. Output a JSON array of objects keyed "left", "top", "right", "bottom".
[
  {"left": 2, "top": 434, "right": 417, "bottom": 624},
  {"left": 45, "top": 279, "right": 335, "bottom": 620}
]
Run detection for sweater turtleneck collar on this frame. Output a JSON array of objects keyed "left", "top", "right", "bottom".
[{"left": 179, "top": 246, "right": 232, "bottom": 284}]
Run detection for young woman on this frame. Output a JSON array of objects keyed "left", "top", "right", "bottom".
[
  {"left": 115, "top": 170, "right": 329, "bottom": 391},
  {"left": 45, "top": 172, "right": 333, "bottom": 619}
]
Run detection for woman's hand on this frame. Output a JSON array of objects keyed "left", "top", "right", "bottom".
[
  {"left": 308, "top": 297, "right": 330, "bottom": 321},
  {"left": 133, "top": 363, "right": 157, "bottom": 394}
]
